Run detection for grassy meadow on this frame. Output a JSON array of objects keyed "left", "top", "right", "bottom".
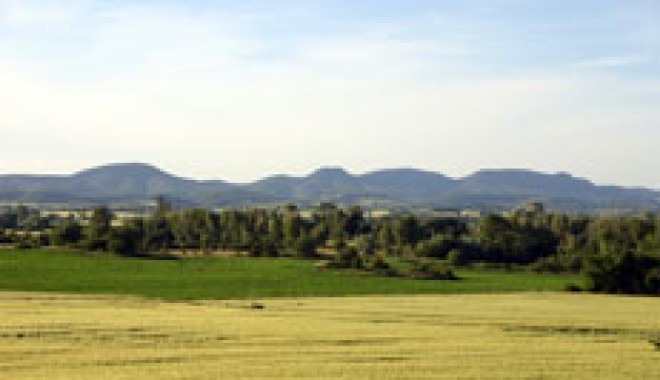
[
  {"left": 0, "top": 249, "right": 583, "bottom": 299},
  {"left": 0, "top": 291, "right": 658, "bottom": 379}
]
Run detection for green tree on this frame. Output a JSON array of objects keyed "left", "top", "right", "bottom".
[
  {"left": 143, "top": 214, "right": 172, "bottom": 252},
  {"left": 294, "top": 231, "right": 317, "bottom": 258},
  {"left": 414, "top": 233, "right": 456, "bottom": 259},
  {"left": 84, "top": 206, "right": 113, "bottom": 251},
  {"left": 108, "top": 224, "right": 141, "bottom": 256},
  {"left": 283, "top": 208, "right": 302, "bottom": 249},
  {"left": 49, "top": 220, "right": 83, "bottom": 246}
]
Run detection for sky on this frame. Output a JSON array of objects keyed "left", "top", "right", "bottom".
[{"left": 0, "top": 0, "right": 658, "bottom": 187}]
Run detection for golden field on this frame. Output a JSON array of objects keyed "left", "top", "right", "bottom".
[{"left": 0, "top": 292, "right": 658, "bottom": 379}]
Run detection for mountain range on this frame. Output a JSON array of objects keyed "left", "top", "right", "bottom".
[{"left": 0, "top": 163, "right": 658, "bottom": 212}]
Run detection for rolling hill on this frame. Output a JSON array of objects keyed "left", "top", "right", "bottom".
[{"left": 0, "top": 163, "right": 658, "bottom": 212}]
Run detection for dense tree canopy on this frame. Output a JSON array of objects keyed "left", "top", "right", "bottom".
[{"left": 2, "top": 201, "right": 659, "bottom": 295}]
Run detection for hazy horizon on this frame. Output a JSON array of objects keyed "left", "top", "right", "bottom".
[
  {"left": 1, "top": 1, "right": 658, "bottom": 188},
  {"left": 0, "top": 161, "right": 658, "bottom": 190}
]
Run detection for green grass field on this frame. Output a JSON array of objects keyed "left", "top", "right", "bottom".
[{"left": 0, "top": 249, "right": 582, "bottom": 299}]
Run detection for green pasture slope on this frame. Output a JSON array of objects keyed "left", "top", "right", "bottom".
[{"left": 0, "top": 249, "right": 583, "bottom": 300}]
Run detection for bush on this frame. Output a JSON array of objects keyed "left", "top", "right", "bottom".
[
  {"left": 446, "top": 249, "right": 468, "bottom": 266},
  {"left": 108, "top": 226, "right": 141, "bottom": 256},
  {"left": 249, "top": 238, "right": 279, "bottom": 257},
  {"left": 82, "top": 238, "right": 108, "bottom": 252},
  {"left": 408, "top": 260, "right": 458, "bottom": 280},
  {"left": 49, "top": 221, "right": 83, "bottom": 247},
  {"left": 529, "top": 256, "right": 564, "bottom": 273},
  {"left": 355, "top": 235, "right": 376, "bottom": 256},
  {"left": 294, "top": 235, "right": 318, "bottom": 259},
  {"left": 584, "top": 251, "right": 660, "bottom": 295},
  {"left": 365, "top": 256, "right": 395, "bottom": 276},
  {"left": 15, "top": 238, "right": 41, "bottom": 249},
  {"left": 330, "top": 247, "right": 364, "bottom": 269},
  {"left": 645, "top": 267, "right": 660, "bottom": 294},
  {"left": 415, "top": 234, "right": 456, "bottom": 259},
  {"left": 564, "top": 284, "right": 583, "bottom": 292}
]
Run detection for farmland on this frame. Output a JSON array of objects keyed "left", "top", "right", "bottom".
[
  {"left": 1, "top": 250, "right": 657, "bottom": 379},
  {"left": 0, "top": 291, "right": 658, "bottom": 379},
  {"left": 0, "top": 249, "right": 582, "bottom": 299}
]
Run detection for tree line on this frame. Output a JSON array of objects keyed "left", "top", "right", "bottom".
[{"left": 1, "top": 201, "right": 659, "bottom": 295}]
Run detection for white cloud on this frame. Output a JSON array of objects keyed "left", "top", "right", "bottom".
[
  {"left": 0, "top": 1, "right": 658, "bottom": 188},
  {"left": 574, "top": 55, "right": 645, "bottom": 68},
  {"left": 0, "top": 0, "right": 84, "bottom": 25}
]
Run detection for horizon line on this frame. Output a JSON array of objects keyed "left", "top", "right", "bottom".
[{"left": 0, "top": 161, "right": 657, "bottom": 191}]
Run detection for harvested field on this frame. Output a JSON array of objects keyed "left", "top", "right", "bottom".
[{"left": 0, "top": 292, "right": 658, "bottom": 379}]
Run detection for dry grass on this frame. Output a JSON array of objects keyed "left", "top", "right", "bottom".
[{"left": 0, "top": 292, "right": 658, "bottom": 379}]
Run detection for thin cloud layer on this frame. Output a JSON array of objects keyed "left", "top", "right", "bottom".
[{"left": 0, "top": 0, "right": 658, "bottom": 187}]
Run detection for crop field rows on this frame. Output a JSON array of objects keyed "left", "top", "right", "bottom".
[{"left": 0, "top": 292, "right": 658, "bottom": 379}]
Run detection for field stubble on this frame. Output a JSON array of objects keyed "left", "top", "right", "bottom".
[{"left": 0, "top": 292, "right": 658, "bottom": 379}]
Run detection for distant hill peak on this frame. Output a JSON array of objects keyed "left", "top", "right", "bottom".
[
  {"left": 73, "top": 163, "right": 174, "bottom": 179},
  {"left": 0, "top": 163, "right": 657, "bottom": 211},
  {"left": 309, "top": 167, "right": 352, "bottom": 178}
]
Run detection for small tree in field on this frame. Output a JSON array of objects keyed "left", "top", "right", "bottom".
[
  {"left": 50, "top": 221, "right": 83, "bottom": 247},
  {"left": 84, "top": 206, "right": 113, "bottom": 251}
]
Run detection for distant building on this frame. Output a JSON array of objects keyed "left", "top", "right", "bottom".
[
  {"left": 39, "top": 210, "right": 84, "bottom": 220},
  {"left": 365, "top": 210, "right": 391, "bottom": 219},
  {"left": 523, "top": 201, "right": 546, "bottom": 214},
  {"left": 460, "top": 210, "right": 482, "bottom": 219},
  {"left": 299, "top": 210, "right": 315, "bottom": 220},
  {"left": 417, "top": 210, "right": 461, "bottom": 219}
]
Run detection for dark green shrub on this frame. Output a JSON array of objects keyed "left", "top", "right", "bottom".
[
  {"left": 324, "top": 247, "right": 366, "bottom": 270},
  {"left": 409, "top": 260, "right": 458, "bottom": 280},
  {"left": 446, "top": 249, "right": 468, "bottom": 266},
  {"left": 294, "top": 234, "right": 318, "bottom": 259},
  {"left": 564, "top": 284, "right": 583, "bottom": 292},
  {"left": 645, "top": 268, "right": 660, "bottom": 294},
  {"left": 584, "top": 251, "right": 660, "bottom": 295},
  {"left": 415, "top": 234, "right": 456, "bottom": 259},
  {"left": 366, "top": 256, "right": 395, "bottom": 276},
  {"left": 49, "top": 221, "right": 83, "bottom": 247},
  {"left": 16, "top": 238, "right": 41, "bottom": 249}
]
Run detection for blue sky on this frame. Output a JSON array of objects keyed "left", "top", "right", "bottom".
[{"left": 0, "top": 0, "right": 658, "bottom": 187}]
